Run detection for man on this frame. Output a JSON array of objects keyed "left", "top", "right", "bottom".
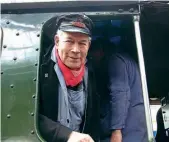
[
  {"left": 100, "top": 52, "right": 148, "bottom": 142},
  {"left": 38, "top": 14, "right": 99, "bottom": 142}
]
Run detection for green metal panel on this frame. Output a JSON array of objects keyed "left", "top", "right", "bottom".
[{"left": 1, "top": 13, "right": 58, "bottom": 142}]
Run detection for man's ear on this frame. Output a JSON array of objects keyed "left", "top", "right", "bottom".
[
  {"left": 54, "top": 35, "right": 59, "bottom": 48},
  {"left": 88, "top": 40, "right": 91, "bottom": 47}
]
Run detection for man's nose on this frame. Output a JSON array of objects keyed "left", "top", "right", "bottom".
[{"left": 71, "top": 44, "right": 80, "bottom": 53}]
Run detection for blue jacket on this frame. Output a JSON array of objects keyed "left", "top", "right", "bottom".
[{"left": 100, "top": 53, "right": 148, "bottom": 142}]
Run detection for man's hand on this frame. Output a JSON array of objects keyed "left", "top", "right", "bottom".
[
  {"left": 67, "top": 131, "right": 94, "bottom": 142},
  {"left": 110, "top": 130, "right": 122, "bottom": 142}
]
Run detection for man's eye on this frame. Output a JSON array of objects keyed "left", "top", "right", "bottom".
[
  {"left": 80, "top": 43, "right": 86, "bottom": 45},
  {"left": 65, "top": 40, "right": 73, "bottom": 43}
]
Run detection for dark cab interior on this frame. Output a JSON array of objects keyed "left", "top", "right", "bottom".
[{"left": 38, "top": 2, "right": 169, "bottom": 142}]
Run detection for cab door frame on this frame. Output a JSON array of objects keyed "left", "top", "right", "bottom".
[{"left": 133, "top": 15, "right": 154, "bottom": 142}]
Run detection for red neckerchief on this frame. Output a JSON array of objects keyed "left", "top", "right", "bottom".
[{"left": 55, "top": 49, "right": 85, "bottom": 87}]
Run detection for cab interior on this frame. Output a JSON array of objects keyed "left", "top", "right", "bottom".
[{"left": 39, "top": 5, "right": 169, "bottom": 141}]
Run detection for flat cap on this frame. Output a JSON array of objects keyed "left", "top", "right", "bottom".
[{"left": 56, "top": 14, "right": 94, "bottom": 36}]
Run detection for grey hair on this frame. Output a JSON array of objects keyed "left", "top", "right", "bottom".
[
  {"left": 56, "top": 30, "right": 64, "bottom": 38},
  {"left": 56, "top": 29, "right": 92, "bottom": 41}
]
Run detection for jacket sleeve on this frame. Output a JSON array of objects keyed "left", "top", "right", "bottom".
[
  {"left": 107, "top": 54, "right": 131, "bottom": 131},
  {"left": 39, "top": 114, "right": 72, "bottom": 142}
]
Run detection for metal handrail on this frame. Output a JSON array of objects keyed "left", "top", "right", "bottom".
[{"left": 133, "top": 15, "right": 155, "bottom": 142}]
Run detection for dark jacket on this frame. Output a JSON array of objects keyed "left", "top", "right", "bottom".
[
  {"left": 100, "top": 53, "right": 148, "bottom": 142},
  {"left": 38, "top": 47, "right": 100, "bottom": 142}
]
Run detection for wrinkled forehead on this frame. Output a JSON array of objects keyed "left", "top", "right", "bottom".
[{"left": 58, "top": 31, "right": 90, "bottom": 41}]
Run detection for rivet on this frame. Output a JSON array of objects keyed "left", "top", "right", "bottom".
[
  {"left": 1, "top": 71, "right": 3, "bottom": 75},
  {"left": 13, "top": 57, "right": 17, "bottom": 61},
  {"left": 163, "top": 111, "right": 166, "bottom": 114},
  {"left": 10, "top": 84, "right": 14, "bottom": 88},
  {"left": 32, "top": 95, "right": 36, "bottom": 99},
  {"left": 16, "top": 33, "right": 20, "bottom": 36},
  {"left": 6, "top": 21, "right": 10, "bottom": 24},
  {"left": 33, "top": 78, "right": 36, "bottom": 82},
  {"left": 36, "top": 48, "right": 39, "bottom": 51},
  {"left": 3, "top": 45, "right": 7, "bottom": 48},
  {"left": 129, "top": 8, "right": 134, "bottom": 13},
  {"left": 31, "top": 112, "right": 34, "bottom": 116},
  {"left": 118, "top": 9, "right": 123, "bottom": 13},
  {"left": 37, "top": 34, "right": 40, "bottom": 37},
  {"left": 31, "top": 130, "right": 35, "bottom": 134},
  {"left": 35, "top": 63, "right": 38, "bottom": 66},
  {"left": 45, "top": 73, "right": 48, "bottom": 78},
  {"left": 7, "top": 114, "right": 11, "bottom": 118}
]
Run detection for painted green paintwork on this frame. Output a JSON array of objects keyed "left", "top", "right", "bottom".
[{"left": 1, "top": 13, "right": 59, "bottom": 142}]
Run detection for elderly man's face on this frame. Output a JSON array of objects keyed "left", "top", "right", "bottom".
[{"left": 55, "top": 31, "right": 90, "bottom": 69}]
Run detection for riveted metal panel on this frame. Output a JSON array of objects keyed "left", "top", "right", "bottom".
[{"left": 1, "top": 14, "right": 52, "bottom": 142}]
